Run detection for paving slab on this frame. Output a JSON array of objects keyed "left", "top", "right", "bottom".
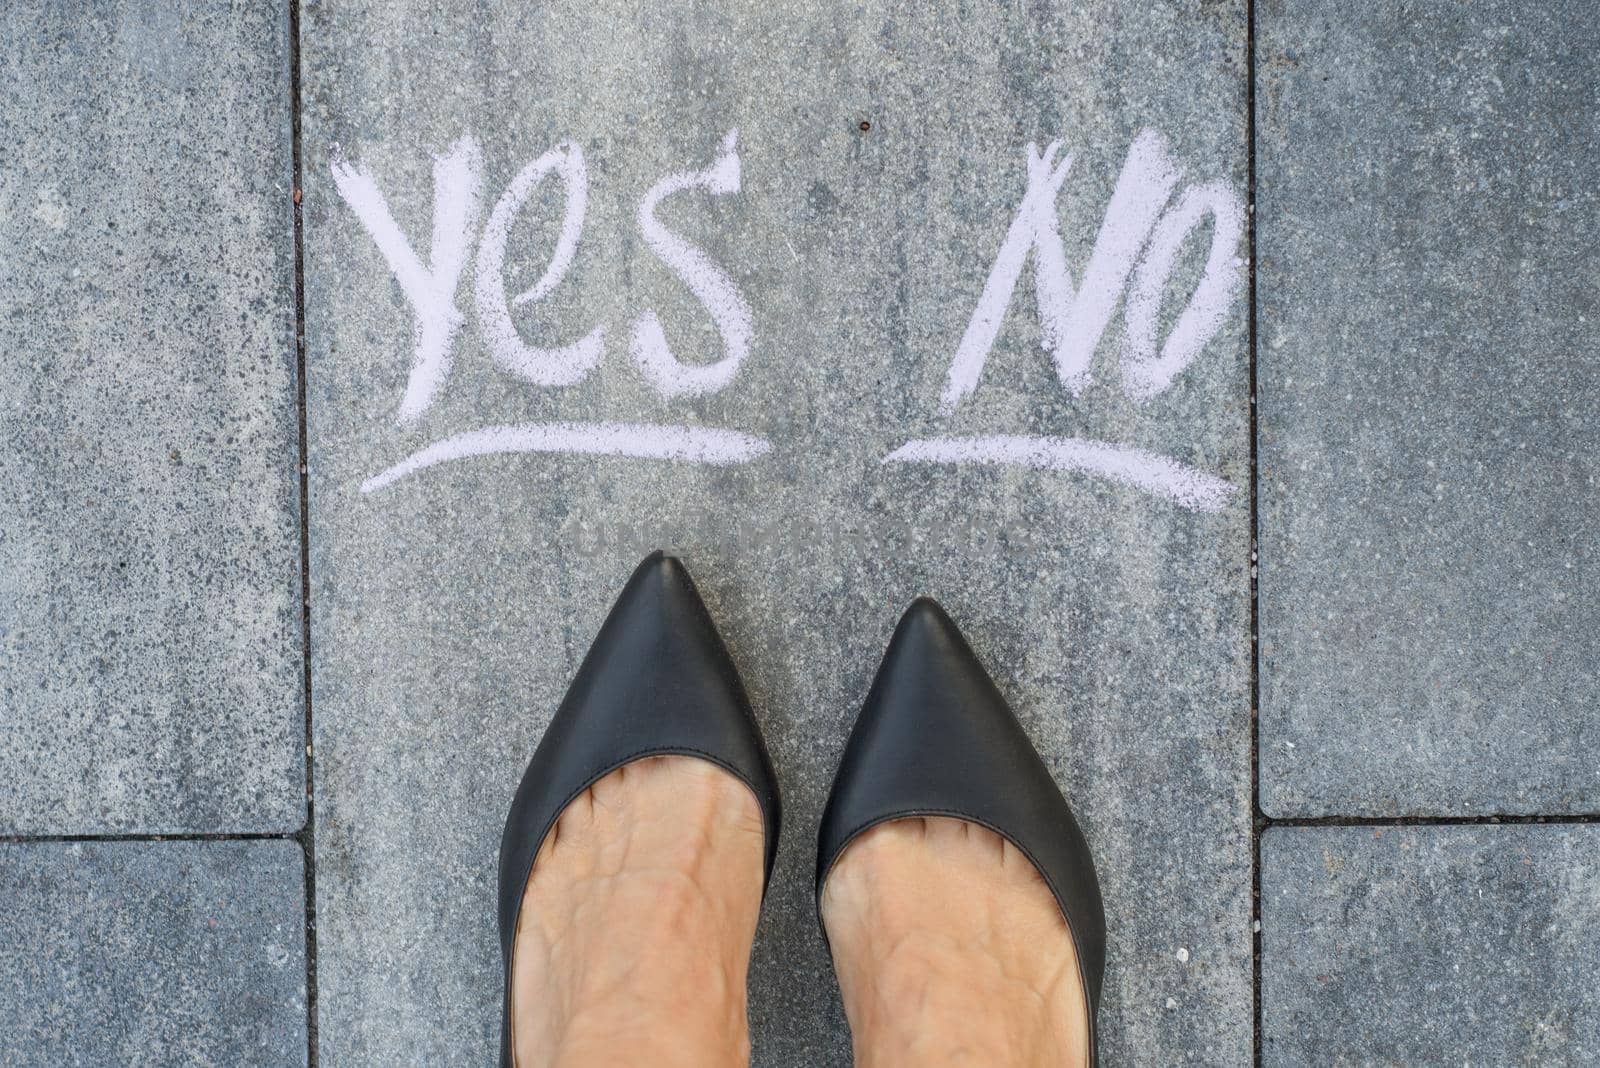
[
  {"left": 0, "top": 3, "right": 304, "bottom": 833},
  {"left": 301, "top": 1, "right": 1252, "bottom": 1063},
  {"left": 1261, "top": 824, "right": 1600, "bottom": 1067},
  {"left": 1257, "top": 0, "right": 1600, "bottom": 816},
  {"left": 0, "top": 839, "right": 307, "bottom": 1065}
]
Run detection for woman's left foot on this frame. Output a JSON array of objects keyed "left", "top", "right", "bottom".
[
  {"left": 820, "top": 815, "right": 1090, "bottom": 1068},
  {"left": 510, "top": 755, "right": 765, "bottom": 1068},
  {"left": 816, "top": 598, "right": 1105, "bottom": 1067}
]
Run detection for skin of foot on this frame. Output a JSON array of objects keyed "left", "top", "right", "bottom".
[
  {"left": 820, "top": 816, "right": 1091, "bottom": 1068},
  {"left": 510, "top": 755, "right": 766, "bottom": 1068}
]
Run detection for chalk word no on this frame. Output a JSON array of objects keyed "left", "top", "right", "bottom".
[
  {"left": 884, "top": 128, "right": 1245, "bottom": 512},
  {"left": 336, "top": 128, "right": 1243, "bottom": 511}
]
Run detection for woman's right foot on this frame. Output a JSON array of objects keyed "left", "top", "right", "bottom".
[
  {"left": 820, "top": 815, "right": 1091, "bottom": 1068},
  {"left": 511, "top": 755, "right": 764, "bottom": 1068},
  {"left": 497, "top": 553, "right": 781, "bottom": 1068}
]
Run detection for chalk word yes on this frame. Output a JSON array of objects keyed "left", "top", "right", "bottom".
[
  {"left": 332, "top": 131, "right": 769, "bottom": 493},
  {"left": 884, "top": 128, "right": 1245, "bottom": 511}
]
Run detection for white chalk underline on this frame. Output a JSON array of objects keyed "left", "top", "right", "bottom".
[
  {"left": 882, "top": 434, "right": 1236, "bottom": 512},
  {"left": 359, "top": 422, "right": 773, "bottom": 493},
  {"left": 361, "top": 425, "right": 1235, "bottom": 512}
]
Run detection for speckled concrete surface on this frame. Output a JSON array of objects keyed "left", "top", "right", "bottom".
[
  {"left": 1261, "top": 825, "right": 1600, "bottom": 1067},
  {"left": 0, "top": 840, "right": 307, "bottom": 1065},
  {"left": 1257, "top": 0, "right": 1600, "bottom": 816},
  {"left": 0, "top": 2, "right": 305, "bottom": 833},
  {"left": 300, "top": 1, "right": 1251, "bottom": 1064},
  {"left": 10, "top": 2, "right": 1595, "bottom": 1064}
]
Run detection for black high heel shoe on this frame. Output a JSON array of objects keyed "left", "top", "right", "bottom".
[
  {"left": 497, "top": 552, "right": 781, "bottom": 1068},
  {"left": 816, "top": 598, "right": 1105, "bottom": 1066}
]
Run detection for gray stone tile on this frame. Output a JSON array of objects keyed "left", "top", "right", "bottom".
[
  {"left": 1257, "top": 1, "right": 1600, "bottom": 816},
  {"left": 302, "top": 2, "right": 1251, "bottom": 1064},
  {"left": 0, "top": 839, "right": 307, "bottom": 1066},
  {"left": 1261, "top": 825, "right": 1600, "bottom": 1067},
  {"left": 0, "top": 4, "right": 304, "bottom": 832}
]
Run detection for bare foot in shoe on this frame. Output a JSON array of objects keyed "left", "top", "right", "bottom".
[
  {"left": 820, "top": 816, "right": 1090, "bottom": 1068},
  {"left": 510, "top": 755, "right": 766, "bottom": 1068}
]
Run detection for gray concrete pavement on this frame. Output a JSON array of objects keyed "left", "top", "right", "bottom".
[
  {"left": 1262, "top": 825, "right": 1600, "bottom": 1066},
  {"left": 0, "top": 1, "right": 1596, "bottom": 1065},
  {"left": 1258, "top": 0, "right": 1600, "bottom": 817},
  {"left": 301, "top": 2, "right": 1250, "bottom": 1064},
  {"left": 0, "top": 1, "right": 305, "bottom": 835},
  {"left": 0, "top": 840, "right": 307, "bottom": 1066}
]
